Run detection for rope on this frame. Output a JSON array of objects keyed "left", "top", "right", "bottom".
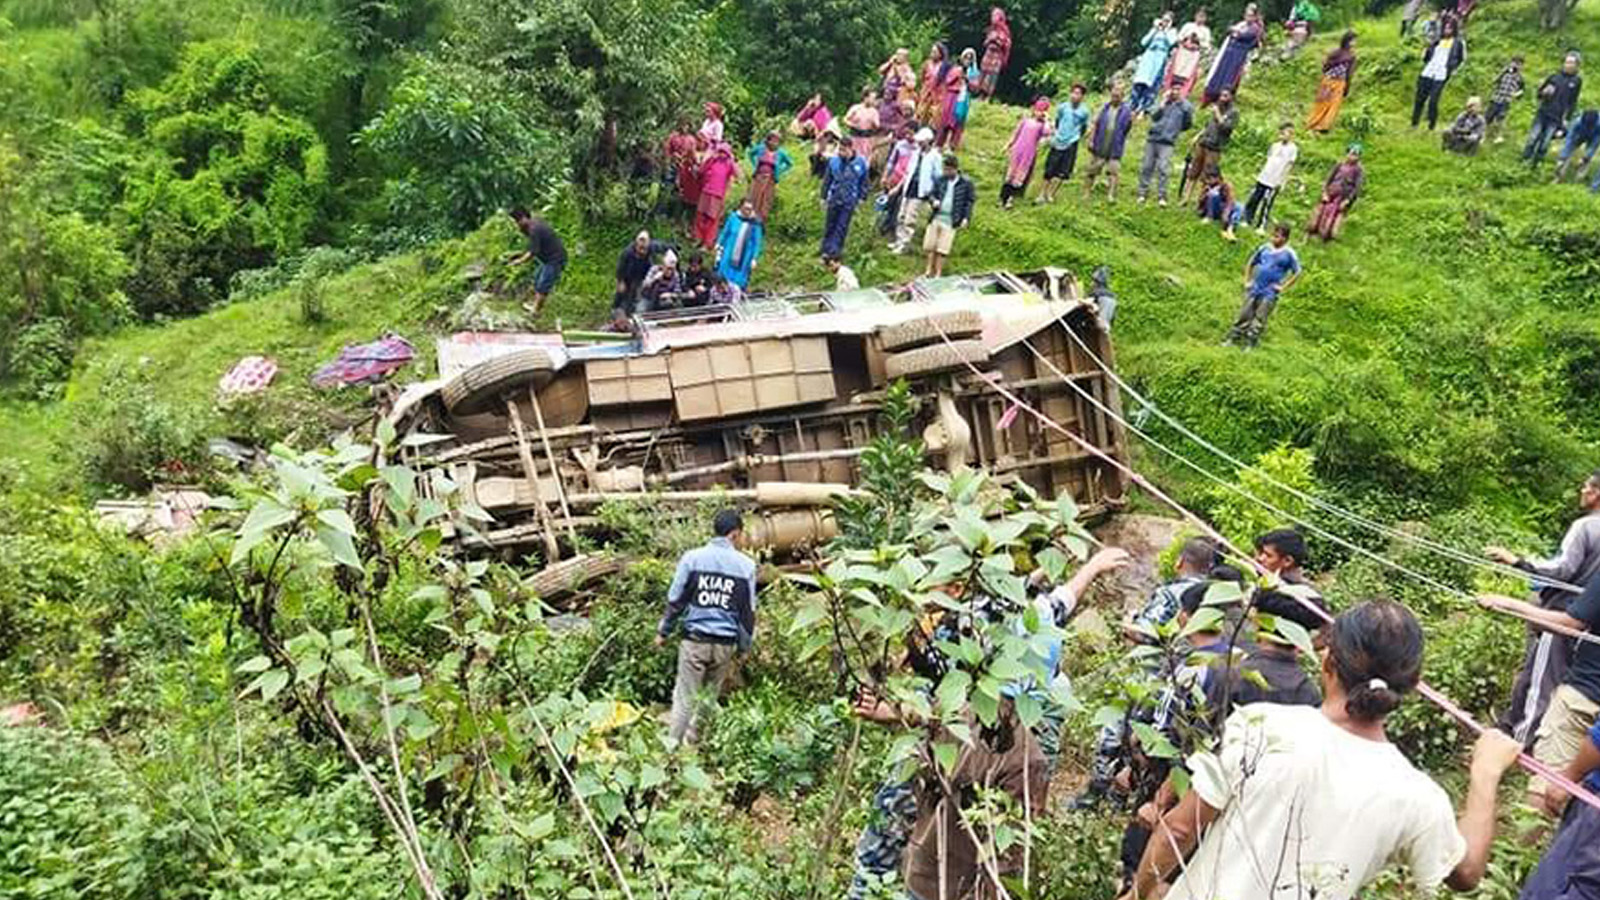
[
  {"left": 1004, "top": 318, "right": 1600, "bottom": 650},
  {"left": 1051, "top": 313, "right": 1586, "bottom": 595},
  {"left": 911, "top": 297, "right": 1600, "bottom": 813}
]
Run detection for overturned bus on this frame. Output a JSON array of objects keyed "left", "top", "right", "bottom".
[{"left": 390, "top": 269, "right": 1129, "bottom": 561}]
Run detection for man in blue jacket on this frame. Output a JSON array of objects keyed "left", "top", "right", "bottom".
[
  {"left": 656, "top": 509, "right": 759, "bottom": 745},
  {"left": 820, "top": 142, "right": 871, "bottom": 260}
]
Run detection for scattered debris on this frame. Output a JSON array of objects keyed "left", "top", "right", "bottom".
[
  {"left": 311, "top": 334, "right": 417, "bottom": 388},
  {"left": 218, "top": 355, "right": 279, "bottom": 397},
  {"left": 95, "top": 488, "right": 213, "bottom": 542}
]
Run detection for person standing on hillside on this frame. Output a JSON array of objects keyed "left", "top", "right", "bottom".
[
  {"left": 1121, "top": 601, "right": 1525, "bottom": 900},
  {"left": 1000, "top": 98, "right": 1051, "bottom": 208},
  {"left": 1307, "top": 144, "right": 1365, "bottom": 242},
  {"left": 1202, "top": 4, "right": 1264, "bottom": 105},
  {"left": 844, "top": 88, "right": 883, "bottom": 162},
  {"left": 699, "top": 101, "right": 725, "bottom": 144},
  {"left": 1483, "top": 472, "right": 1600, "bottom": 748},
  {"left": 977, "top": 7, "right": 1013, "bottom": 99},
  {"left": 1242, "top": 123, "right": 1298, "bottom": 232},
  {"left": 714, "top": 198, "right": 764, "bottom": 291},
  {"left": 506, "top": 208, "right": 565, "bottom": 316},
  {"left": 889, "top": 128, "right": 943, "bottom": 254},
  {"left": 923, "top": 154, "right": 974, "bottom": 278},
  {"left": 1525, "top": 53, "right": 1584, "bottom": 167},
  {"left": 1411, "top": 19, "right": 1466, "bottom": 130},
  {"left": 1554, "top": 108, "right": 1600, "bottom": 182},
  {"left": 745, "top": 131, "right": 793, "bottom": 224},
  {"left": 1036, "top": 84, "right": 1092, "bottom": 203},
  {"left": 1307, "top": 32, "right": 1359, "bottom": 134},
  {"left": 1481, "top": 570, "right": 1600, "bottom": 816},
  {"left": 1164, "top": 30, "right": 1206, "bottom": 100},
  {"left": 879, "top": 48, "right": 918, "bottom": 105},
  {"left": 657, "top": 509, "right": 758, "bottom": 747},
  {"left": 1225, "top": 223, "right": 1301, "bottom": 348},
  {"left": 1083, "top": 85, "right": 1136, "bottom": 203},
  {"left": 664, "top": 121, "right": 703, "bottom": 223},
  {"left": 917, "top": 43, "right": 950, "bottom": 126},
  {"left": 1401, "top": 0, "right": 1431, "bottom": 39},
  {"left": 1132, "top": 13, "right": 1180, "bottom": 115},
  {"left": 820, "top": 141, "right": 871, "bottom": 260},
  {"left": 1136, "top": 87, "right": 1195, "bottom": 206},
  {"left": 694, "top": 141, "right": 739, "bottom": 249},
  {"left": 949, "top": 49, "right": 980, "bottom": 150},
  {"left": 1520, "top": 721, "right": 1600, "bottom": 896},
  {"left": 1182, "top": 89, "right": 1239, "bottom": 203},
  {"left": 1485, "top": 56, "right": 1526, "bottom": 144}
]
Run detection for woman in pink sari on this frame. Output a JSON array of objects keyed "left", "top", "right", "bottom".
[
  {"left": 1000, "top": 98, "right": 1050, "bottom": 207},
  {"left": 978, "top": 7, "right": 1013, "bottom": 98},
  {"left": 935, "top": 52, "right": 968, "bottom": 148},
  {"left": 694, "top": 142, "right": 738, "bottom": 249},
  {"left": 699, "top": 102, "right": 725, "bottom": 143}
]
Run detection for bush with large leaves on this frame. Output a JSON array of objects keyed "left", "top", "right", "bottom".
[
  {"left": 358, "top": 57, "right": 562, "bottom": 239},
  {"left": 118, "top": 39, "right": 330, "bottom": 318}
]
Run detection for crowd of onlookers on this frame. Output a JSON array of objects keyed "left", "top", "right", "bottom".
[{"left": 507, "top": 1, "right": 1591, "bottom": 346}]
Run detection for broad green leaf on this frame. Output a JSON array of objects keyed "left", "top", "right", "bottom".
[
  {"left": 1014, "top": 692, "right": 1043, "bottom": 729},
  {"left": 1180, "top": 607, "right": 1224, "bottom": 637},
  {"left": 788, "top": 598, "right": 830, "bottom": 635},
  {"left": 229, "top": 528, "right": 269, "bottom": 567},
  {"left": 240, "top": 499, "right": 297, "bottom": 538},
  {"left": 1204, "top": 581, "right": 1246, "bottom": 607},
  {"left": 376, "top": 416, "right": 397, "bottom": 448},
  {"left": 386, "top": 674, "right": 423, "bottom": 695},
  {"left": 258, "top": 668, "right": 290, "bottom": 701},
  {"left": 639, "top": 764, "right": 668, "bottom": 791},
  {"left": 680, "top": 765, "right": 713, "bottom": 792},
  {"left": 235, "top": 655, "right": 272, "bottom": 674},
  {"left": 316, "top": 508, "right": 358, "bottom": 537},
  {"left": 1274, "top": 617, "right": 1318, "bottom": 660},
  {"left": 933, "top": 740, "right": 960, "bottom": 776},
  {"left": 316, "top": 523, "right": 363, "bottom": 571},
  {"left": 935, "top": 669, "right": 971, "bottom": 713}
]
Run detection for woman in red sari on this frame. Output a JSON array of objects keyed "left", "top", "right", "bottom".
[
  {"left": 936, "top": 54, "right": 969, "bottom": 148},
  {"left": 1307, "top": 144, "right": 1365, "bottom": 242},
  {"left": 916, "top": 42, "right": 949, "bottom": 125},
  {"left": 663, "top": 121, "right": 703, "bottom": 217},
  {"left": 977, "top": 7, "right": 1012, "bottom": 99}
]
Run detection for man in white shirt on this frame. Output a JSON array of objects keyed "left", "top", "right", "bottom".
[
  {"left": 825, "top": 254, "right": 860, "bottom": 291},
  {"left": 1243, "top": 122, "right": 1299, "bottom": 232},
  {"left": 889, "top": 128, "right": 943, "bottom": 254}
]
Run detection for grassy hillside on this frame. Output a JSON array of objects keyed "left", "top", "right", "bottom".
[{"left": 11, "top": 0, "right": 1596, "bottom": 530}]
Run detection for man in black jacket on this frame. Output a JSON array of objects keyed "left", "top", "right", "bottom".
[
  {"left": 922, "top": 155, "right": 975, "bottom": 278},
  {"left": 1525, "top": 52, "right": 1584, "bottom": 166}
]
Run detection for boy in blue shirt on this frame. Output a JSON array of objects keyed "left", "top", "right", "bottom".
[{"left": 1225, "top": 223, "right": 1303, "bottom": 349}]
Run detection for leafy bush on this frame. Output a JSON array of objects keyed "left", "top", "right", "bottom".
[
  {"left": 1204, "top": 445, "right": 1319, "bottom": 554},
  {"left": 0, "top": 729, "right": 147, "bottom": 897},
  {"left": 11, "top": 318, "right": 76, "bottom": 399},
  {"left": 72, "top": 361, "right": 206, "bottom": 492},
  {"left": 704, "top": 684, "right": 847, "bottom": 805},
  {"left": 119, "top": 39, "right": 330, "bottom": 318},
  {"left": 722, "top": 0, "right": 899, "bottom": 112},
  {"left": 357, "top": 57, "right": 563, "bottom": 238}
]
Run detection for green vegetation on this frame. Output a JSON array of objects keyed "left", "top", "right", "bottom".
[{"left": 0, "top": 0, "right": 1597, "bottom": 896}]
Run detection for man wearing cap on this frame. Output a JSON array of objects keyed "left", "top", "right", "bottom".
[
  {"left": 889, "top": 127, "right": 943, "bottom": 254},
  {"left": 1038, "top": 83, "right": 1092, "bottom": 203},
  {"left": 613, "top": 230, "right": 673, "bottom": 319},
  {"left": 656, "top": 509, "right": 759, "bottom": 746}
]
